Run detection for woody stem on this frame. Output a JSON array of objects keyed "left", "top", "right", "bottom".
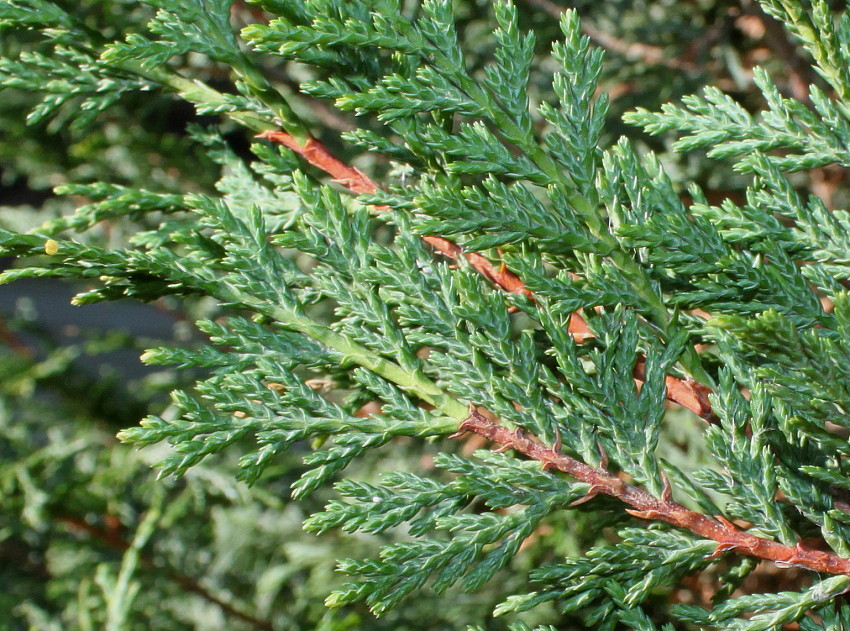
[{"left": 460, "top": 409, "right": 850, "bottom": 575}]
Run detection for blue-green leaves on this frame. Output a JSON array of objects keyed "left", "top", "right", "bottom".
[
  {"left": 0, "top": 0, "right": 73, "bottom": 29},
  {"left": 413, "top": 176, "right": 598, "bottom": 253},
  {"left": 103, "top": 0, "right": 242, "bottom": 69},
  {"left": 0, "top": 46, "right": 153, "bottom": 130},
  {"left": 487, "top": 1, "right": 535, "bottom": 137},
  {"left": 499, "top": 528, "right": 716, "bottom": 626},
  {"left": 625, "top": 73, "right": 850, "bottom": 173},
  {"left": 542, "top": 10, "right": 607, "bottom": 198},
  {"left": 626, "top": 0, "right": 850, "bottom": 174},
  {"left": 318, "top": 450, "right": 586, "bottom": 615},
  {"left": 761, "top": 0, "right": 850, "bottom": 105},
  {"left": 674, "top": 575, "right": 850, "bottom": 630}
]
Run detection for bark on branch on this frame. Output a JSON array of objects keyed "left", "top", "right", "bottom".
[{"left": 457, "top": 409, "right": 850, "bottom": 576}]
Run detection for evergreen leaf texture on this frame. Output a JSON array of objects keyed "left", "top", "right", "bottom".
[{"left": 2, "top": 0, "right": 850, "bottom": 628}]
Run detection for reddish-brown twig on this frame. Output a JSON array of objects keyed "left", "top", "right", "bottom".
[
  {"left": 634, "top": 360, "right": 716, "bottom": 422},
  {"left": 458, "top": 409, "right": 850, "bottom": 575},
  {"left": 257, "top": 130, "right": 716, "bottom": 421},
  {"left": 257, "top": 131, "right": 529, "bottom": 294}
]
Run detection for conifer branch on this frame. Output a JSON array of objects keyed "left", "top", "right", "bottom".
[
  {"left": 257, "top": 128, "right": 718, "bottom": 422},
  {"left": 457, "top": 408, "right": 850, "bottom": 576},
  {"left": 6, "top": 0, "right": 850, "bottom": 624},
  {"left": 79, "top": 5, "right": 722, "bottom": 423}
]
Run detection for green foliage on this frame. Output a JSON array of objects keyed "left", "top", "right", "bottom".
[{"left": 3, "top": 0, "right": 850, "bottom": 629}]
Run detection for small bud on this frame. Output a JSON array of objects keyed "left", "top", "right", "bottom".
[
  {"left": 139, "top": 350, "right": 158, "bottom": 364},
  {"left": 44, "top": 239, "right": 59, "bottom": 255}
]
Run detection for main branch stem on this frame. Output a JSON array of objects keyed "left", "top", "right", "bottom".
[{"left": 458, "top": 409, "right": 850, "bottom": 575}]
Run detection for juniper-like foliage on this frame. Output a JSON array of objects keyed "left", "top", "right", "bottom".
[{"left": 3, "top": 0, "right": 850, "bottom": 629}]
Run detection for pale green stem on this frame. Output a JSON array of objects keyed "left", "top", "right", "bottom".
[
  {"left": 133, "top": 66, "right": 278, "bottom": 134},
  {"left": 229, "top": 51, "right": 312, "bottom": 144},
  {"left": 219, "top": 285, "right": 470, "bottom": 422}
]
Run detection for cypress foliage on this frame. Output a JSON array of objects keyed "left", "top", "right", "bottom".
[{"left": 2, "top": 0, "right": 850, "bottom": 628}]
